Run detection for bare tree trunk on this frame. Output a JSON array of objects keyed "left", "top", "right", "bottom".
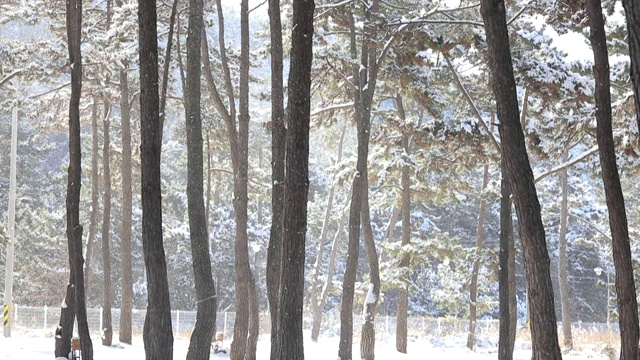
[
  {"left": 480, "top": 0, "right": 562, "bottom": 358},
  {"left": 498, "top": 157, "right": 515, "bottom": 360},
  {"left": 622, "top": 0, "right": 640, "bottom": 135},
  {"left": 586, "top": 1, "right": 640, "bottom": 358},
  {"left": 184, "top": 0, "right": 217, "bottom": 357},
  {"left": 57, "top": 0, "right": 93, "bottom": 356},
  {"left": 274, "top": 0, "right": 314, "bottom": 358},
  {"left": 467, "top": 162, "right": 489, "bottom": 349},
  {"left": 85, "top": 98, "right": 99, "bottom": 290},
  {"left": 55, "top": 282, "right": 76, "bottom": 358},
  {"left": 311, "top": 199, "right": 349, "bottom": 341},
  {"left": 396, "top": 101, "right": 410, "bottom": 354},
  {"left": 558, "top": 147, "right": 573, "bottom": 348},
  {"left": 266, "top": 0, "right": 285, "bottom": 356},
  {"left": 246, "top": 278, "right": 259, "bottom": 360},
  {"left": 101, "top": 100, "right": 113, "bottom": 346},
  {"left": 360, "top": 179, "right": 380, "bottom": 360},
  {"left": 138, "top": 0, "right": 174, "bottom": 357},
  {"left": 229, "top": 1, "right": 256, "bottom": 358},
  {"left": 309, "top": 122, "right": 346, "bottom": 342},
  {"left": 118, "top": 68, "right": 134, "bottom": 345}
]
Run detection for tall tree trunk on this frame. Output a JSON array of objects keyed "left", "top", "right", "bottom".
[
  {"left": 622, "top": 0, "right": 640, "bottom": 135},
  {"left": 467, "top": 163, "right": 489, "bottom": 349},
  {"left": 274, "top": 0, "right": 314, "bottom": 357},
  {"left": 246, "top": 278, "right": 259, "bottom": 360},
  {"left": 119, "top": 68, "right": 134, "bottom": 345},
  {"left": 339, "top": 5, "right": 369, "bottom": 358},
  {"left": 498, "top": 157, "right": 515, "bottom": 360},
  {"left": 184, "top": 0, "right": 217, "bottom": 357},
  {"left": 586, "top": 1, "right": 640, "bottom": 358},
  {"left": 138, "top": 0, "right": 174, "bottom": 358},
  {"left": 310, "top": 122, "right": 346, "bottom": 342},
  {"left": 266, "top": 0, "right": 285, "bottom": 354},
  {"left": 479, "top": 1, "right": 562, "bottom": 358},
  {"left": 558, "top": 147, "right": 573, "bottom": 348},
  {"left": 360, "top": 177, "right": 380, "bottom": 360},
  {"left": 311, "top": 199, "right": 349, "bottom": 341},
  {"left": 395, "top": 94, "right": 411, "bottom": 355},
  {"left": 101, "top": 100, "right": 113, "bottom": 346},
  {"left": 229, "top": 1, "right": 256, "bottom": 358},
  {"left": 396, "top": 126, "right": 411, "bottom": 354},
  {"left": 57, "top": 0, "right": 94, "bottom": 356},
  {"left": 85, "top": 99, "right": 99, "bottom": 289}
]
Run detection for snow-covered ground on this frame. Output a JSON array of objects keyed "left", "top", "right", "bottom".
[{"left": 0, "top": 332, "right": 617, "bottom": 359}]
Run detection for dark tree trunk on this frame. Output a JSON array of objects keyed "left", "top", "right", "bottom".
[
  {"left": 622, "top": 0, "right": 640, "bottom": 134},
  {"left": 58, "top": 0, "right": 93, "bottom": 357},
  {"left": 267, "top": 0, "right": 285, "bottom": 355},
  {"left": 479, "top": 1, "right": 562, "bottom": 358},
  {"left": 498, "top": 157, "right": 515, "bottom": 360},
  {"left": 360, "top": 177, "right": 380, "bottom": 360},
  {"left": 558, "top": 147, "right": 573, "bottom": 348},
  {"left": 138, "top": 0, "right": 174, "bottom": 358},
  {"left": 246, "top": 278, "right": 259, "bottom": 360},
  {"left": 184, "top": 0, "right": 217, "bottom": 357},
  {"left": 339, "top": 4, "right": 372, "bottom": 358},
  {"left": 85, "top": 99, "right": 99, "bottom": 289},
  {"left": 55, "top": 282, "right": 75, "bottom": 358},
  {"left": 586, "top": 1, "right": 640, "bottom": 358},
  {"left": 274, "top": 0, "right": 314, "bottom": 358},
  {"left": 119, "top": 68, "right": 133, "bottom": 345},
  {"left": 229, "top": 0, "right": 256, "bottom": 358},
  {"left": 467, "top": 163, "right": 489, "bottom": 349},
  {"left": 101, "top": 100, "right": 113, "bottom": 346}
]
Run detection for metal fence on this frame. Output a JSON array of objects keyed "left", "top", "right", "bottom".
[
  {"left": 7, "top": 305, "right": 618, "bottom": 341},
  {"left": 6, "top": 305, "right": 504, "bottom": 341}
]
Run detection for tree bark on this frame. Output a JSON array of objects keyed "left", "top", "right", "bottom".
[
  {"left": 396, "top": 123, "right": 411, "bottom": 354},
  {"left": 58, "top": 0, "right": 93, "bottom": 356},
  {"left": 266, "top": 0, "right": 285, "bottom": 353},
  {"left": 311, "top": 198, "right": 349, "bottom": 341},
  {"left": 310, "top": 122, "right": 346, "bottom": 343},
  {"left": 479, "top": 1, "right": 562, "bottom": 358},
  {"left": 339, "top": 1, "right": 377, "bottom": 356},
  {"left": 274, "top": 0, "right": 314, "bottom": 358},
  {"left": 101, "top": 100, "right": 113, "bottom": 346},
  {"left": 467, "top": 162, "right": 489, "bottom": 349},
  {"left": 498, "top": 157, "right": 515, "bottom": 360},
  {"left": 184, "top": 0, "right": 217, "bottom": 357},
  {"left": 85, "top": 99, "right": 99, "bottom": 290},
  {"left": 138, "top": 0, "right": 174, "bottom": 357},
  {"left": 360, "top": 176, "right": 380, "bottom": 360},
  {"left": 229, "top": 0, "right": 256, "bottom": 358},
  {"left": 118, "top": 68, "right": 134, "bottom": 345},
  {"left": 586, "top": 1, "right": 640, "bottom": 358},
  {"left": 622, "top": 0, "right": 640, "bottom": 135},
  {"left": 557, "top": 147, "right": 573, "bottom": 348}
]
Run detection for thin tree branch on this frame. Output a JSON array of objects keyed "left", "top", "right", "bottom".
[
  {"left": 0, "top": 69, "right": 22, "bottom": 88},
  {"left": 442, "top": 52, "right": 501, "bottom": 152},
  {"left": 312, "top": 102, "right": 355, "bottom": 117},
  {"left": 533, "top": 145, "right": 598, "bottom": 183},
  {"left": 568, "top": 212, "right": 612, "bottom": 241},
  {"left": 29, "top": 82, "right": 72, "bottom": 99}
]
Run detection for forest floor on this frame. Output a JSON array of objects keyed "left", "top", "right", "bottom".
[{"left": 0, "top": 331, "right": 617, "bottom": 359}]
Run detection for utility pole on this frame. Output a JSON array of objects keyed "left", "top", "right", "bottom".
[{"left": 3, "top": 105, "right": 17, "bottom": 337}]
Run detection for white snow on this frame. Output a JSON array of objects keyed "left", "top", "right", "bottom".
[{"left": 0, "top": 332, "right": 617, "bottom": 360}]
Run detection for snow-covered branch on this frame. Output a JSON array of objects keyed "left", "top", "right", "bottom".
[
  {"left": 533, "top": 145, "right": 598, "bottom": 184},
  {"left": 311, "top": 102, "right": 355, "bottom": 117},
  {"left": 443, "top": 53, "right": 501, "bottom": 152},
  {"left": 0, "top": 69, "right": 23, "bottom": 88}
]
